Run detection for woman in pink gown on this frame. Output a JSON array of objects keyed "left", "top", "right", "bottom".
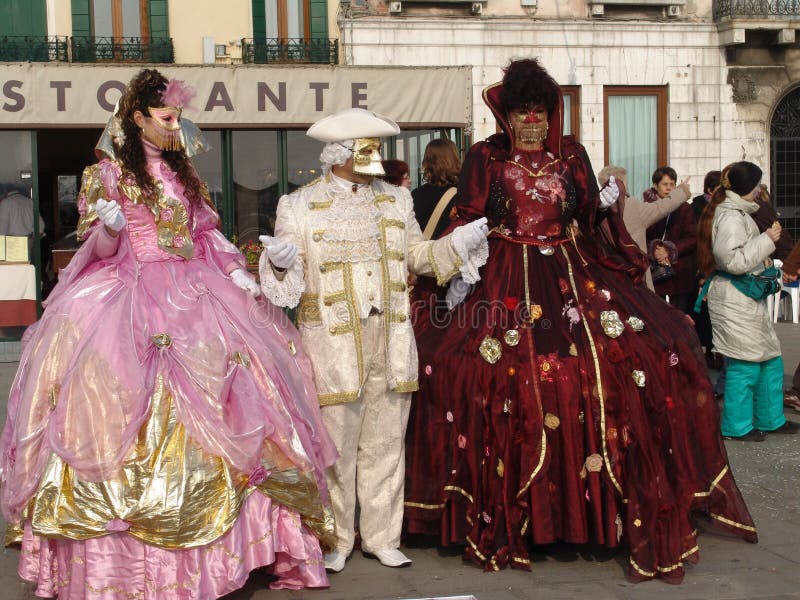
[{"left": 0, "top": 69, "right": 337, "bottom": 598}]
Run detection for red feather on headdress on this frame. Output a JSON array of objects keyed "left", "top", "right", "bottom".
[{"left": 161, "top": 79, "right": 196, "bottom": 110}]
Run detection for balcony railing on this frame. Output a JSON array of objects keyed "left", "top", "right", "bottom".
[
  {"left": 241, "top": 38, "right": 338, "bottom": 64},
  {"left": 714, "top": 0, "right": 800, "bottom": 19},
  {"left": 0, "top": 36, "right": 69, "bottom": 62},
  {"left": 70, "top": 37, "right": 174, "bottom": 63}
]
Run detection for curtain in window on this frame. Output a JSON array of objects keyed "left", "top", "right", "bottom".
[
  {"left": 608, "top": 95, "right": 657, "bottom": 198},
  {"left": 562, "top": 95, "right": 572, "bottom": 137}
]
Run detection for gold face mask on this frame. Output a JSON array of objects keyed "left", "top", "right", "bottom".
[
  {"left": 509, "top": 104, "right": 549, "bottom": 145},
  {"left": 145, "top": 106, "right": 184, "bottom": 151},
  {"left": 351, "top": 137, "right": 385, "bottom": 176}
]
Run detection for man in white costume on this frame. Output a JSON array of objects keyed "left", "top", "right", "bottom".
[{"left": 259, "top": 108, "right": 489, "bottom": 572}]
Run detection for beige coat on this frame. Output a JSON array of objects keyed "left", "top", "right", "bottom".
[
  {"left": 706, "top": 191, "right": 779, "bottom": 362},
  {"left": 260, "top": 175, "right": 465, "bottom": 406},
  {"left": 619, "top": 187, "right": 690, "bottom": 291}
]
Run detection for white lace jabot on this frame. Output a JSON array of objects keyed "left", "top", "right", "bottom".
[{"left": 317, "top": 172, "right": 383, "bottom": 263}]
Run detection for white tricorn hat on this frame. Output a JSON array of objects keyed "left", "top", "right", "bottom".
[{"left": 307, "top": 108, "right": 400, "bottom": 142}]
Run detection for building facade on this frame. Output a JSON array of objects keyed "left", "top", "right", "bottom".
[
  {"left": 0, "top": 0, "right": 468, "bottom": 320},
  {"left": 337, "top": 0, "right": 800, "bottom": 234}
]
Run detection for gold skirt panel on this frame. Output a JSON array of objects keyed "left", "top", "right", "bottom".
[{"left": 20, "top": 375, "right": 335, "bottom": 550}]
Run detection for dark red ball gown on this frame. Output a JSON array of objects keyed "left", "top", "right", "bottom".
[{"left": 404, "top": 83, "right": 756, "bottom": 582}]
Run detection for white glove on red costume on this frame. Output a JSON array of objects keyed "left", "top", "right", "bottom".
[{"left": 599, "top": 175, "right": 620, "bottom": 209}]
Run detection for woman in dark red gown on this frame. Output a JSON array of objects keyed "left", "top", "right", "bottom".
[{"left": 404, "top": 59, "right": 756, "bottom": 582}]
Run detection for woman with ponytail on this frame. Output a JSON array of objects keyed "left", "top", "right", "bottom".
[{"left": 697, "top": 161, "right": 799, "bottom": 441}]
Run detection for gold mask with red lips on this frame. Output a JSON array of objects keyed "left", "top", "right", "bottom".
[{"left": 146, "top": 106, "right": 184, "bottom": 151}]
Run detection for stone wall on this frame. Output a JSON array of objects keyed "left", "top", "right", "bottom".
[{"left": 340, "top": 15, "right": 756, "bottom": 186}]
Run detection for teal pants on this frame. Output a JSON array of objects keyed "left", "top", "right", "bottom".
[{"left": 722, "top": 355, "right": 786, "bottom": 437}]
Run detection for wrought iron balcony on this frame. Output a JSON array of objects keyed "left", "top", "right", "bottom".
[
  {"left": 0, "top": 36, "right": 68, "bottom": 62},
  {"left": 714, "top": 0, "right": 800, "bottom": 20},
  {"left": 241, "top": 38, "right": 338, "bottom": 64},
  {"left": 70, "top": 37, "right": 174, "bottom": 63}
]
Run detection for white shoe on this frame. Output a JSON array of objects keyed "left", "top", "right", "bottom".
[
  {"left": 372, "top": 548, "right": 412, "bottom": 568},
  {"left": 324, "top": 550, "right": 347, "bottom": 573}
]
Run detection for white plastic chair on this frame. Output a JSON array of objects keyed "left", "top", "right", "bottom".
[
  {"left": 770, "top": 259, "right": 783, "bottom": 323},
  {"left": 772, "top": 259, "right": 800, "bottom": 324}
]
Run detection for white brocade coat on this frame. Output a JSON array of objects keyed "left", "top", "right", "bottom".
[
  {"left": 706, "top": 191, "right": 780, "bottom": 363},
  {"left": 260, "top": 176, "right": 475, "bottom": 406}
]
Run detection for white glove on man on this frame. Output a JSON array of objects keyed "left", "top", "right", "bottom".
[
  {"left": 95, "top": 198, "right": 127, "bottom": 232},
  {"left": 445, "top": 276, "right": 471, "bottom": 310},
  {"left": 599, "top": 175, "right": 620, "bottom": 209},
  {"left": 451, "top": 217, "right": 489, "bottom": 252},
  {"left": 230, "top": 268, "right": 260, "bottom": 297},
  {"left": 259, "top": 235, "right": 298, "bottom": 270}
]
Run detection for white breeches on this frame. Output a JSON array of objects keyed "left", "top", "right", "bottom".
[{"left": 321, "top": 315, "right": 412, "bottom": 554}]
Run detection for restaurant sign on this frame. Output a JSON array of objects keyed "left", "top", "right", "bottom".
[{"left": 0, "top": 63, "right": 472, "bottom": 128}]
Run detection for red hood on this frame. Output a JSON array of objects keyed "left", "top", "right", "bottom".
[{"left": 482, "top": 81, "right": 565, "bottom": 158}]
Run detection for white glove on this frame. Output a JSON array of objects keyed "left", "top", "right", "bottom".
[
  {"left": 230, "top": 268, "right": 260, "bottom": 297},
  {"left": 599, "top": 175, "right": 620, "bottom": 209},
  {"left": 259, "top": 235, "right": 298, "bottom": 270},
  {"left": 445, "top": 276, "right": 471, "bottom": 310},
  {"left": 452, "top": 217, "right": 489, "bottom": 253},
  {"left": 95, "top": 198, "right": 126, "bottom": 232}
]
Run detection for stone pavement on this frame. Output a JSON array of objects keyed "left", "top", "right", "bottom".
[{"left": 0, "top": 325, "right": 799, "bottom": 600}]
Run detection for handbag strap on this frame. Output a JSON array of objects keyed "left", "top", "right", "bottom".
[
  {"left": 694, "top": 272, "right": 715, "bottom": 314},
  {"left": 660, "top": 214, "right": 671, "bottom": 240},
  {"left": 423, "top": 186, "right": 458, "bottom": 240}
]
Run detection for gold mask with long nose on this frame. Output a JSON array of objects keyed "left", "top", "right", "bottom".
[{"left": 351, "top": 137, "right": 385, "bottom": 176}]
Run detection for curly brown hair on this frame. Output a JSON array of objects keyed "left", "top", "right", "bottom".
[
  {"left": 500, "top": 58, "right": 560, "bottom": 115},
  {"left": 116, "top": 69, "right": 202, "bottom": 204}
]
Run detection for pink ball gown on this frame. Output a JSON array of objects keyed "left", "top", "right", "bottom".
[{"left": 0, "top": 140, "right": 338, "bottom": 598}]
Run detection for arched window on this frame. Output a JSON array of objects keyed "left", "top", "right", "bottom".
[{"left": 770, "top": 87, "right": 800, "bottom": 240}]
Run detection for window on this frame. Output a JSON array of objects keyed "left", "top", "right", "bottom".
[
  {"left": 604, "top": 86, "right": 667, "bottom": 198},
  {"left": 561, "top": 86, "right": 581, "bottom": 141},
  {"left": 92, "top": 0, "right": 148, "bottom": 39},
  {"left": 190, "top": 130, "right": 223, "bottom": 211},
  {"left": 253, "top": 0, "right": 329, "bottom": 43},
  {"left": 264, "top": 0, "right": 308, "bottom": 39},
  {"left": 393, "top": 129, "right": 461, "bottom": 189},
  {"left": 232, "top": 131, "right": 280, "bottom": 242}
]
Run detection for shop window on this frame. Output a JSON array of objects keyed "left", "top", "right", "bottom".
[
  {"left": 393, "top": 129, "right": 461, "bottom": 189},
  {"left": 232, "top": 131, "right": 280, "bottom": 242},
  {"left": 604, "top": 85, "right": 667, "bottom": 198},
  {"left": 190, "top": 130, "right": 223, "bottom": 211}
]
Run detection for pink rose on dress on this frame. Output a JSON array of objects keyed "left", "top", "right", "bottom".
[
  {"left": 173, "top": 235, "right": 185, "bottom": 248},
  {"left": 598, "top": 289, "right": 611, "bottom": 301},
  {"left": 457, "top": 434, "right": 467, "bottom": 449},
  {"left": 249, "top": 465, "right": 269, "bottom": 486},
  {"left": 668, "top": 353, "right": 679, "bottom": 367},
  {"left": 424, "top": 364, "right": 432, "bottom": 375},
  {"left": 160, "top": 208, "right": 174, "bottom": 222},
  {"left": 446, "top": 411, "right": 454, "bottom": 423},
  {"left": 105, "top": 519, "right": 131, "bottom": 532}
]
